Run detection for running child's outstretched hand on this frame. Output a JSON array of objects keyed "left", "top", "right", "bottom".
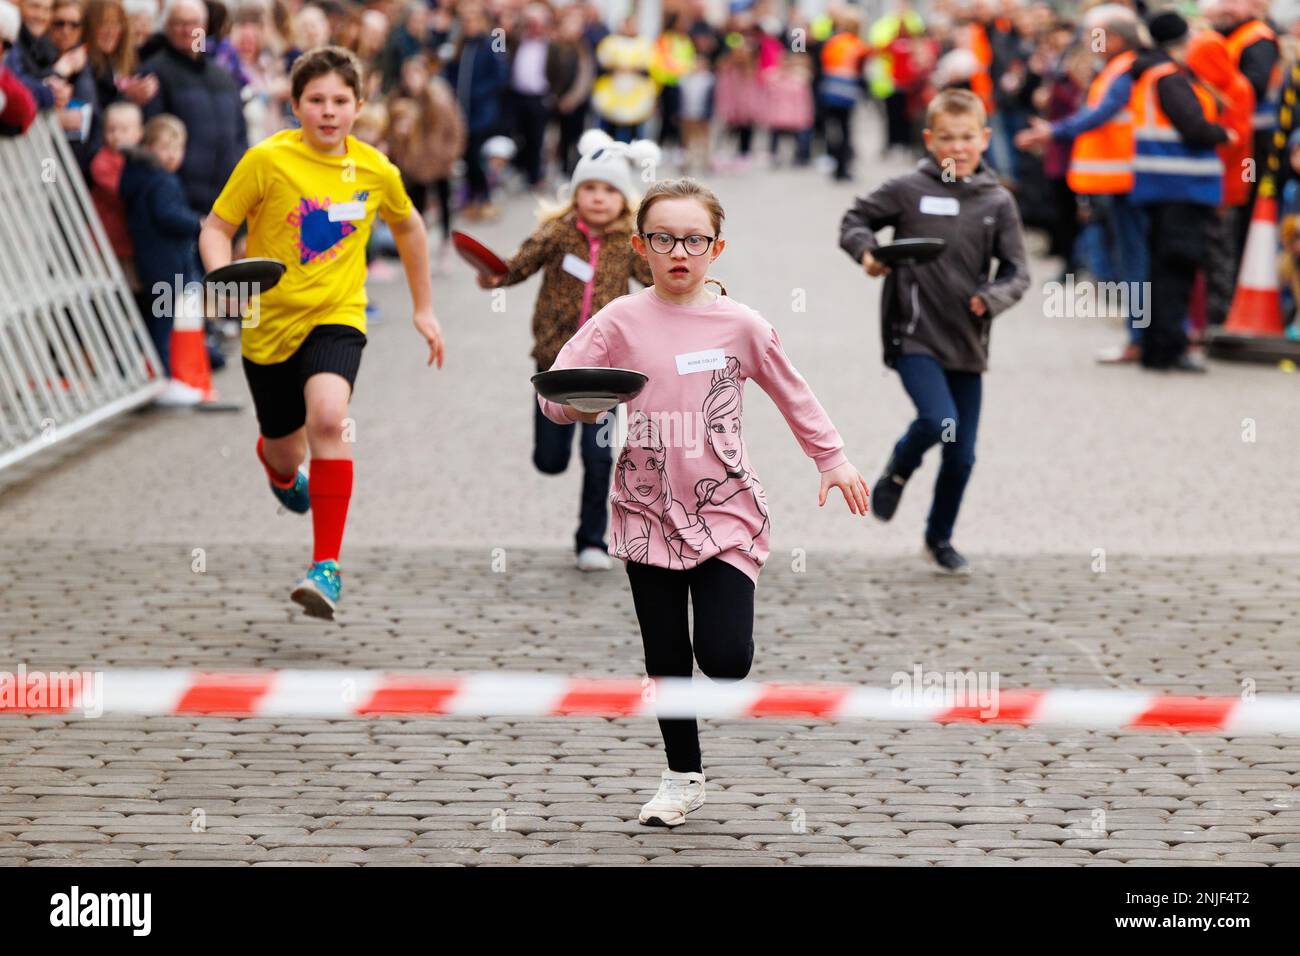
[
  {"left": 818, "top": 461, "right": 871, "bottom": 515},
  {"left": 413, "top": 306, "right": 445, "bottom": 368},
  {"left": 389, "top": 209, "right": 445, "bottom": 369}
]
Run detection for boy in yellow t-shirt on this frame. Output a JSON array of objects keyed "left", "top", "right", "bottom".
[{"left": 199, "top": 46, "right": 445, "bottom": 621}]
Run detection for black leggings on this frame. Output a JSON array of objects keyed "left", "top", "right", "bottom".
[
  {"left": 625, "top": 558, "right": 755, "bottom": 774},
  {"left": 404, "top": 178, "right": 453, "bottom": 241},
  {"left": 464, "top": 128, "right": 493, "bottom": 201}
]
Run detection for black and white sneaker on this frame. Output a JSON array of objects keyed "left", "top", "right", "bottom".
[
  {"left": 925, "top": 540, "right": 971, "bottom": 576},
  {"left": 1171, "top": 353, "right": 1208, "bottom": 373},
  {"left": 871, "top": 461, "right": 908, "bottom": 522}
]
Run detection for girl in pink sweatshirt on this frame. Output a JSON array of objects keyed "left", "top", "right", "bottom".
[{"left": 538, "top": 177, "right": 870, "bottom": 827}]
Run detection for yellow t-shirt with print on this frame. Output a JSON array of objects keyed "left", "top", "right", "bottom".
[{"left": 211, "top": 129, "right": 413, "bottom": 365}]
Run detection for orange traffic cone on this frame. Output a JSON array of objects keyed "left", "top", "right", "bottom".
[
  {"left": 1208, "top": 192, "right": 1300, "bottom": 362},
  {"left": 169, "top": 283, "right": 216, "bottom": 402},
  {"left": 1224, "top": 192, "right": 1284, "bottom": 336}
]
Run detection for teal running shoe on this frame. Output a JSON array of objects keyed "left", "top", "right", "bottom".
[
  {"left": 271, "top": 469, "right": 310, "bottom": 514},
  {"left": 290, "top": 560, "right": 341, "bottom": 620}
]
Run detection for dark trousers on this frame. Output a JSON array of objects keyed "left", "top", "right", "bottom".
[
  {"left": 510, "top": 90, "right": 549, "bottom": 186},
  {"left": 768, "top": 127, "right": 811, "bottom": 163},
  {"left": 1144, "top": 202, "right": 1213, "bottom": 368},
  {"left": 533, "top": 399, "right": 612, "bottom": 553},
  {"left": 884, "top": 91, "right": 910, "bottom": 148},
  {"left": 465, "top": 127, "right": 493, "bottom": 201},
  {"left": 890, "top": 353, "right": 983, "bottom": 546},
  {"left": 811, "top": 98, "right": 827, "bottom": 158},
  {"left": 403, "top": 177, "right": 453, "bottom": 240},
  {"left": 1093, "top": 193, "right": 1150, "bottom": 342},
  {"left": 658, "top": 83, "right": 682, "bottom": 148},
  {"left": 1048, "top": 177, "right": 1079, "bottom": 270},
  {"left": 432, "top": 178, "right": 452, "bottom": 240},
  {"left": 732, "top": 123, "right": 753, "bottom": 156},
  {"left": 556, "top": 104, "right": 588, "bottom": 175},
  {"left": 625, "top": 558, "right": 755, "bottom": 774},
  {"left": 823, "top": 104, "right": 854, "bottom": 179},
  {"left": 136, "top": 290, "right": 171, "bottom": 376},
  {"left": 1203, "top": 207, "right": 1237, "bottom": 328},
  {"left": 1225, "top": 201, "right": 1252, "bottom": 301}
]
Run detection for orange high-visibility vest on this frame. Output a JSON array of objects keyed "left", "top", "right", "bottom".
[
  {"left": 1067, "top": 50, "right": 1139, "bottom": 194},
  {"left": 822, "top": 31, "right": 869, "bottom": 76},
  {"left": 1225, "top": 18, "right": 1281, "bottom": 130},
  {"left": 965, "top": 22, "right": 994, "bottom": 113},
  {"left": 1225, "top": 19, "right": 1277, "bottom": 61}
]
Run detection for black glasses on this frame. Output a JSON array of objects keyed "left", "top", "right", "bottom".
[
  {"left": 53, "top": 18, "right": 82, "bottom": 28},
  {"left": 639, "top": 232, "right": 716, "bottom": 256}
]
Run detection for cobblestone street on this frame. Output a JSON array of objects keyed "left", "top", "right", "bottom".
[{"left": 2, "top": 124, "right": 1299, "bottom": 866}]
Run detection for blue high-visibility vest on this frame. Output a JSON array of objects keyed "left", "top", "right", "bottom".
[{"left": 1130, "top": 62, "right": 1224, "bottom": 207}]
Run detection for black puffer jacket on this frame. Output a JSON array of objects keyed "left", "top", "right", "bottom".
[{"left": 140, "top": 44, "right": 247, "bottom": 212}]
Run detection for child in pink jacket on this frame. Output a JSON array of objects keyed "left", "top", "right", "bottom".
[
  {"left": 763, "top": 50, "right": 814, "bottom": 165},
  {"left": 539, "top": 177, "right": 870, "bottom": 827}
]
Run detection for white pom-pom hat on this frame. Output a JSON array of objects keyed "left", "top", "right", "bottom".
[
  {"left": 0, "top": 0, "right": 21, "bottom": 45},
  {"left": 481, "top": 135, "right": 518, "bottom": 161},
  {"left": 568, "top": 129, "right": 662, "bottom": 203}
]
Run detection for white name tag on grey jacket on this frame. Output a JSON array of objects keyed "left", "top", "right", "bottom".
[
  {"left": 920, "top": 196, "right": 960, "bottom": 216},
  {"left": 562, "top": 253, "right": 595, "bottom": 282},
  {"left": 676, "top": 348, "right": 726, "bottom": 375},
  {"left": 328, "top": 201, "right": 366, "bottom": 222}
]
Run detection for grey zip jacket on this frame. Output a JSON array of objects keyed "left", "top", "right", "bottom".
[{"left": 839, "top": 156, "right": 1030, "bottom": 373}]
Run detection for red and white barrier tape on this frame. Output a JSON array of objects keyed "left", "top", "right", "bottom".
[{"left": 2, "top": 669, "right": 1298, "bottom": 734}]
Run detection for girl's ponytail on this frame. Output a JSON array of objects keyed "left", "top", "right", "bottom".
[{"left": 704, "top": 276, "right": 728, "bottom": 297}]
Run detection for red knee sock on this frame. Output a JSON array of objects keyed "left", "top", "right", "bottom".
[
  {"left": 256, "top": 436, "right": 296, "bottom": 489},
  {"left": 309, "top": 459, "right": 353, "bottom": 563}
]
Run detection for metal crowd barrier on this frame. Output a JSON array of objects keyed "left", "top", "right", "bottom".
[{"left": 0, "top": 113, "right": 164, "bottom": 473}]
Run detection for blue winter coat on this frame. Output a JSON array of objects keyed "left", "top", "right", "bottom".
[
  {"left": 446, "top": 34, "right": 510, "bottom": 135},
  {"left": 119, "top": 150, "right": 202, "bottom": 303}
]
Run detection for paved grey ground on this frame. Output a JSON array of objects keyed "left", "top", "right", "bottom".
[
  {"left": 2, "top": 545, "right": 1299, "bottom": 866},
  {"left": 2, "top": 111, "right": 1299, "bottom": 865}
]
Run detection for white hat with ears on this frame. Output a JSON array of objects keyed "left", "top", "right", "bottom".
[
  {"left": 567, "top": 129, "right": 662, "bottom": 203},
  {"left": 0, "top": 1, "right": 21, "bottom": 45}
]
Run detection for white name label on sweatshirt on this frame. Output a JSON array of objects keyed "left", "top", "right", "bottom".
[
  {"left": 919, "top": 195, "right": 960, "bottom": 216},
  {"left": 562, "top": 253, "right": 595, "bottom": 283},
  {"left": 676, "top": 348, "right": 726, "bottom": 375},
  {"left": 328, "top": 201, "right": 367, "bottom": 222}
]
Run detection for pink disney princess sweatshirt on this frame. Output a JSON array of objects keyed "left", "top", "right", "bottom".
[{"left": 538, "top": 286, "right": 848, "bottom": 583}]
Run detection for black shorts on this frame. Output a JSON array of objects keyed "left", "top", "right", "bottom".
[{"left": 242, "top": 325, "right": 366, "bottom": 438}]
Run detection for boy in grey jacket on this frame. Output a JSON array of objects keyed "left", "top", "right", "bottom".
[{"left": 839, "top": 88, "right": 1029, "bottom": 574}]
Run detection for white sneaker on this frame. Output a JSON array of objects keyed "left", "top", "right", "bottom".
[
  {"left": 575, "top": 547, "right": 612, "bottom": 572},
  {"left": 638, "top": 769, "right": 706, "bottom": 827},
  {"left": 154, "top": 379, "right": 204, "bottom": 407}
]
